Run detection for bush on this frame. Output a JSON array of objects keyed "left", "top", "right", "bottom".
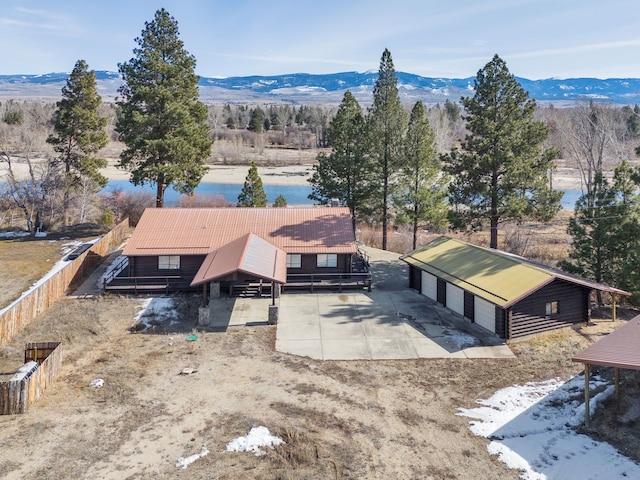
[
  {"left": 117, "top": 190, "right": 155, "bottom": 226},
  {"left": 174, "top": 193, "right": 233, "bottom": 208},
  {"left": 4, "top": 110, "right": 23, "bottom": 125}
]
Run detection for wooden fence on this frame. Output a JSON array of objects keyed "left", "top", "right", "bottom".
[
  {"left": 0, "top": 341, "right": 62, "bottom": 415},
  {"left": 0, "top": 219, "right": 129, "bottom": 346}
]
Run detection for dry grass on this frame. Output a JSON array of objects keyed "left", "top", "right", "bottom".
[
  {"left": 1, "top": 289, "right": 631, "bottom": 479},
  {"left": 1, "top": 227, "right": 639, "bottom": 479},
  {"left": 0, "top": 224, "right": 110, "bottom": 310},
  {"left": 357, "top": 211, "right": 573, "bottom": 267}
]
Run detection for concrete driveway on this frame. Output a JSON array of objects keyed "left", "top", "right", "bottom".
[{"left": 274, "top": 246, "right": 515, "bottom": 360}]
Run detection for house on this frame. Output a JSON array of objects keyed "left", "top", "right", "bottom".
[
  {"left": 107, "top": 207, "right": 370, "bottom": 295},
  {"left": 400, "top": 236, "right": 629, "bottom": 340}
]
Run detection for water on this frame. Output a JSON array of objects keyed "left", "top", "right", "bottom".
[
  {"left": 103, "top": 180, "right": 585, "bottom": 210},
  {"left": 103, "top": 180, "right": 315, "bottom": 206}
]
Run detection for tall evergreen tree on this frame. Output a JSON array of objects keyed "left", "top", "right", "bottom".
[
  {"left": 116, "top": 9, "right": 212, "bottom": 208},
  {"left": 309, "top": 91, "right": 372, "bottom": 230},
  {"left": 394, "top": 101, "right": 449, "bottom": 250},
  {"left": 560, "top": 161, "right": 640, "bottom": 301},
  {"left": 237, "top": 162, "right": 267, "bottom": 207},
  {"left": 367, "top": 49, "right": 408, "bottom": 250},
  {"left": 47, "top": 59, "right": 108, "bottom": 225},
  {"left": 444, "top": 54, "right": 561, "bottom": 249}
]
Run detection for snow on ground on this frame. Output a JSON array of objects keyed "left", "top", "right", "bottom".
[
  {"left": 133, "top": 297, "right": 180, "bottom": 332},
  {"left": 458, "top": 376, "right": 640, "bottom": 479},
  {"left": 176, "top": 445, "right": 209, "bottom": 469},
  {"left": 0, "top": 231, "right": 31, "bottom": 238},
  {"left": 444, "top": 328, "right": 479, "bottom": 349},
  {"left": 226, "top": 426, "right": 284, "bottom": 456}
]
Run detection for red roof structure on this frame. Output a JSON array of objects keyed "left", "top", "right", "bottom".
[
  {"left": 122, "top": 207, "right": 357, "bottom": 256},
  {"left": 572, "top": 315, "right": 640, "bottom": 369},
  {"left": 191, "top": 233, "right": 287, "bottom": 286}
]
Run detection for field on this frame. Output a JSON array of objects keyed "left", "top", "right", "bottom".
[{"left": 1, "top": 235, "right": 639, "bottom": 479}]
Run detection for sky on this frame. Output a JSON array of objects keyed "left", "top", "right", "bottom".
[{"left": 1, "top": 0, "right": 639, "bottom": 80}]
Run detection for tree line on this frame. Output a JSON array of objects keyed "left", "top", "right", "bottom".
[{"left": 1, "top": 8, "right": 640, "bottom": 301}]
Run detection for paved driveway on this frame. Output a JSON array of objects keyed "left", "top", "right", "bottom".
[
  {"left": 275, "top": 246, "right": 514, "bottom": 360},
  {"left": 275, "top": 290, "right": 514, "bottom": 360}
]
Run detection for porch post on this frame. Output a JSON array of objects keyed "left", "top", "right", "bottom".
[
  {"left": 615, "top": 367, "right": 620, "bottom": 399},
  {"left": 612, "top": 293, "right": 617, "bottom": 322},
  {"left": 584, "top": 364, "right": 591, "bottom": 428}
]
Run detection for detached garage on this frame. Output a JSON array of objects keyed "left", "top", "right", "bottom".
[{"left": 401, "top": 236, "right": 629, "bottom": 340}]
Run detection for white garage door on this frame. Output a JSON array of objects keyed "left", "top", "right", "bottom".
[
  {"left": 445, "top": 283, "right": 464, "bottom": 316},
  {"left": 474, "top": 297, "right": 496, "bottom": 333},
  {"left": 421, "top": 271, "right": 437, "bottom": 301}
]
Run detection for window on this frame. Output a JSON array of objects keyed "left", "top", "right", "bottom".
[
  {"left": 545, "top": 301, "right": 558, "bottom": 318},
  {"left": 286, "top": 254, "right": 301, "bottom": 268},
  {"left": 317, "top": 253, "right": 337, "bottom": 268},
  {"left": 158, "top": 255, "right": 180, "bottom": 270}
]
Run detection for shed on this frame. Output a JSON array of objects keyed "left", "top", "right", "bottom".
[{"left": 401, "top": 236, "right": 629, "bottom": 340}]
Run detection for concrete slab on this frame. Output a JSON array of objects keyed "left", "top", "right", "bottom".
[
  {"left": 276, "top": 320, "right": 321, "bottom": 340},
  {"left": 276, "top": 246, "right": 515, "bottom": 360},
  {"left": 367, "top": 337, "right": 418, "bottom": 359},
  {"left": 321, "top": 337, "right": 371, "bottom": 360},
  {"left": 276, "top": 338, "right": 323, "bottom": 358},
  {"left": 320, "top": 319, "right": 366, "bottom": 339}
]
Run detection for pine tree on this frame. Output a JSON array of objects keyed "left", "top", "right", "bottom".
[
  {"left": 309, "top": 91, "right": 372, "bottom": 230},
  {"left": 47, "top": 59, "right": 108, "bottom": 225},
  {"left": 444, "top": 54, "right": 561, "bottom": 249},
  {"left": 237, "top": 162, "right": 267, "bottom": 207},
  {"left": 561, "top": 161, "right": 640, "bottom": 301},
  {"left": 367, "top": 49, "right": 408, "bottom": 250},
  {"left": 394, "top": 101, "right": 449, "bottom": 250},
  {"left": 272, "top": 194, "right": 287, "bottom": 207},
  {"left": 116, "top": 9, "right": 212, "bottom": 208}
]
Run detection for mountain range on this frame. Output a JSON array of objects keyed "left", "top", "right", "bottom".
[{"left": 1, "top": 70, "right": 639, "bottom": 105}]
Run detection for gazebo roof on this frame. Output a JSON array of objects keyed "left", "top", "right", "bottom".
[{"left": 572, "top": 315, "right": 640, "bottom": 369}]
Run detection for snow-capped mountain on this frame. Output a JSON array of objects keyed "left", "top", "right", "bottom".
[{"left": 1, "top": 71, "right": 638, "bottom": 105}]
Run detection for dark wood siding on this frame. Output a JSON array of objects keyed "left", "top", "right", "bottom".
[
  {"left": 409, "top": 265, "right": 421, "bottom": 291},
  {"left": 509, "top": 279, "right": 589, "bottom": 339},
  {"left": 132, "top": 255, "right": 205, "bottom": 289},
  {"left": 495, "top": 307, "right": 508, "bottom": 339},
  {"left": 437, "top": 278, "right": 446, "bottom": 306},
  {"left": 464, "top": 291, "right": 474, "bottom": 321},
  {"left": 288, "top": 253, "right": 351, "bottom": 275}
]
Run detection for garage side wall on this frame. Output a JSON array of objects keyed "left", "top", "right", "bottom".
[{"left": 509, "top": 279, "right": 589, "bottom": 338}]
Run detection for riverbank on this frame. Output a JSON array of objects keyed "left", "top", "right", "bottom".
[{"left": 100, "top": 162, "right": 316, "bottom": 186}]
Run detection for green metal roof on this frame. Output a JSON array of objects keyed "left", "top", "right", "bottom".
[{"left": 400, "top": 236, "right": 629, "bottom": 308}]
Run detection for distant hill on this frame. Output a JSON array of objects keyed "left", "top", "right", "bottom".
[{"left": 1, "top": 71, "right": 639, "bottom": 105}]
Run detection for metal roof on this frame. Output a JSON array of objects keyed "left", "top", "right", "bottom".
[
  {"left": 190, "top": 233, "right": 287, "bottom": 286},
  {"left": 122, "top": 207, "right": 358, "bottom": 256},
  {"left": 400, "top": 236, "right": 629, "bottom": 308},
  {"left": 573, "top": 315, "right": 640, "bottom": 369}
]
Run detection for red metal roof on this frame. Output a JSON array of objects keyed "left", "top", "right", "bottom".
[
  {"left": 122, "top": 207, "right": 358, "bottom": 256},
  {"left": 190, "top": 233, "right": 287, "bottom": 286},
  {"left": 572, "top": 315, "right": 640, "bottom": 369}
]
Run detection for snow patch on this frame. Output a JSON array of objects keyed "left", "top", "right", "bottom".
[
  {"left": 226, "top": 426, "right": 284, "bottom": 456},
  {"left": 176, "top": 445, "right": 209, "bottom": 469},
  {"left": 458, "top": 376, "right": 639, "bottom": 479}
]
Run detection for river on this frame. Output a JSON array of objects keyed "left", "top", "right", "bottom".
[{"left": 103, "top": 180, "right": 584, "bottom": 210}]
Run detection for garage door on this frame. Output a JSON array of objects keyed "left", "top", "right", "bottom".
[
  {"left": 421, "top": 271, "right": 437, "bottom": 301},
  {"left": 446, "top": 283, "right": 464, "bottom": 316},
  {"left": 474, "top": 297, "right": 496, "bottom": 333}
]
